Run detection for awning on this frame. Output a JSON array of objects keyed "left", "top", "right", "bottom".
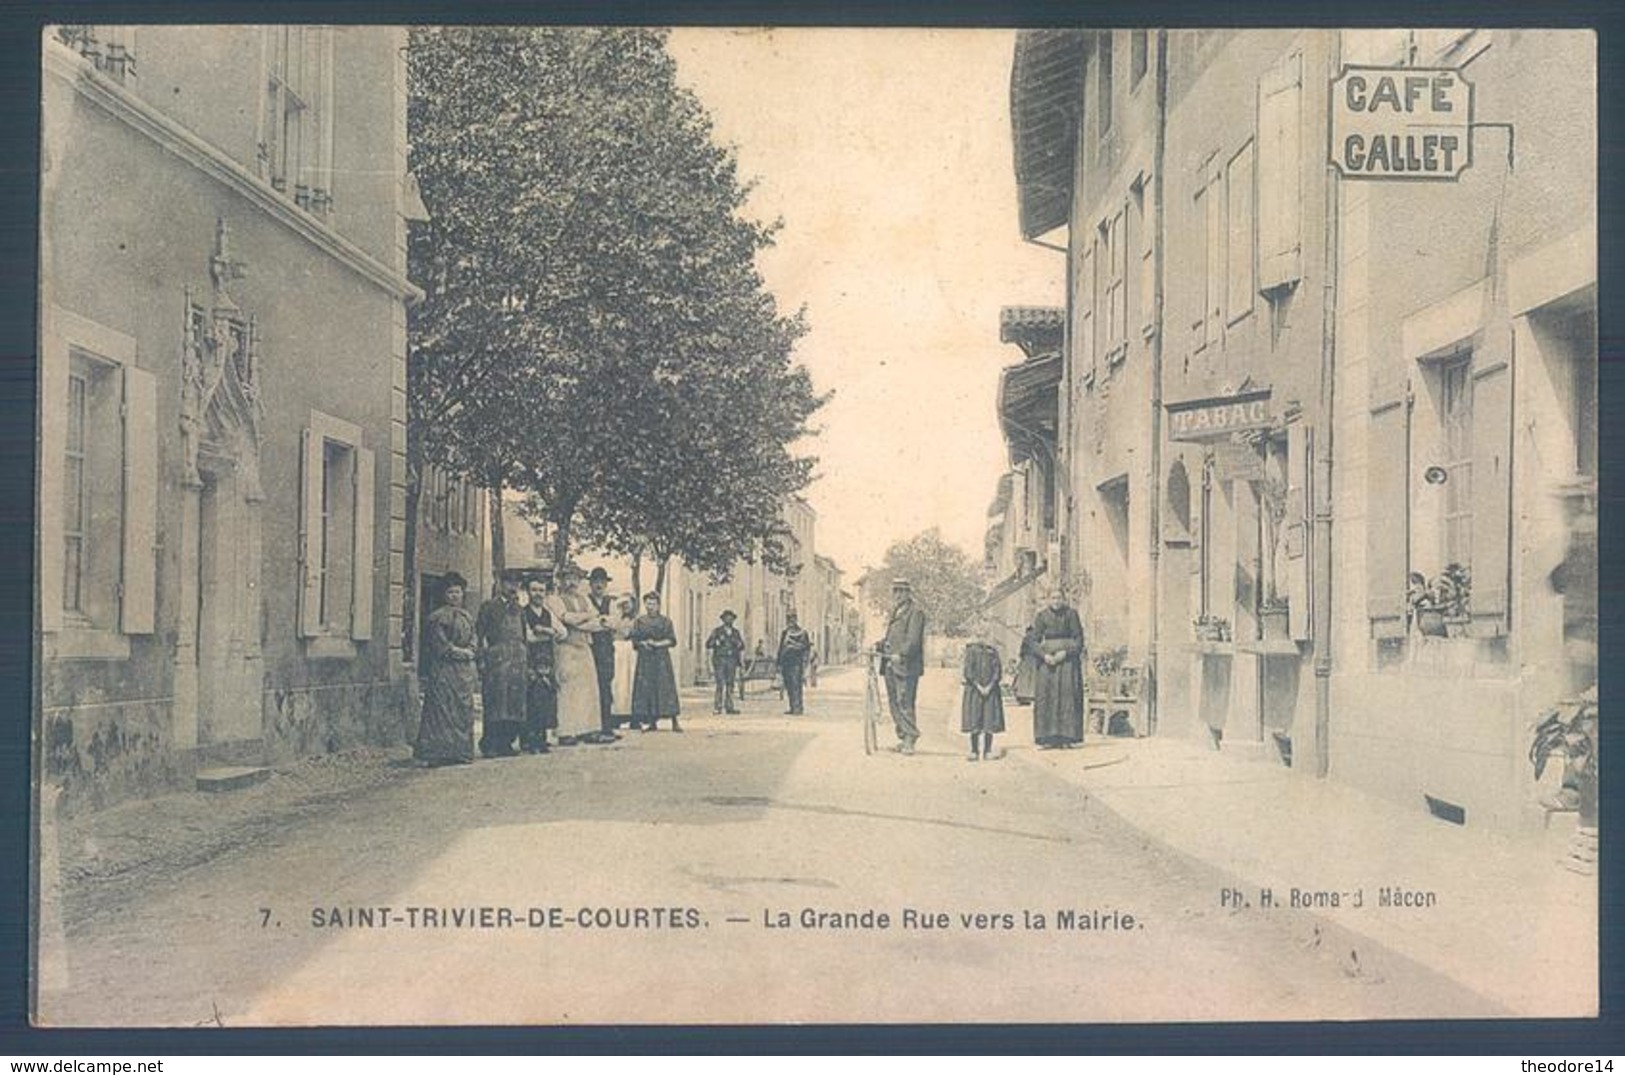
[
  {"left": 1011, "top": 30, "right": 1091, "bottom": 240},
  {"left": 982, "top": 560, "right": 1048, "bottom": 610},
  {"left": 997, "top": 351, "right": 1061, "bottom": 465}
]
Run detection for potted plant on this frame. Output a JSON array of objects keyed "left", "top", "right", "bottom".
[
  {"left": 1530, "top": 686, "right": 1598, "bottom": 872},
  {"left": 1259, "top": 596, "right": 1290, "bottom": 641},
  {"left": 1193, "top": 614, "right": 1231, "bottom": 643},
  {"left": 1437, "top": 562, "right": 1472, "bottom": 636}
]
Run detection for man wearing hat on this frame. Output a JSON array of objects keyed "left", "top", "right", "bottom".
[
  {"left": 586, "top": 566, "right": 620, "bottom": 737},
  {"left": 475, "top": 570, "right": 528, "bottom": 757},
  {"left": 881, "top": 578, "right": 927, "bottom": 754},
  {"left": 777, "top": 610, "right": 814, "bottom": 715},
  {"left": 705, "top": 610, "right": 746, "bottom": 714}
]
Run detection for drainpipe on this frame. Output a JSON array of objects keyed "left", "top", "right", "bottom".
[
  {"left": 1145, "top": 30, "right": 1169, "bottom": 735},
  {"left": 1313, "top": 34, "right": 1342, "bottom": 778}
]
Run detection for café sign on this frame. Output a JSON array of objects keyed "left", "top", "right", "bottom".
[
  {"left": 1166, "top": 389, "right": 1273, "bottom": 442},
  {"left": 1329, "top": 65, "right": 1473, "bottom": 180}
]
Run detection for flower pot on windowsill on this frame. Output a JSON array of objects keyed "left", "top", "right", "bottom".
[{"left": 1416, "top": 610, "right": 1447, "bottom": 638}]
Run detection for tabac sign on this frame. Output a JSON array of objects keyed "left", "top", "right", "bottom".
[
  {"left": 1166, "top": 389, "right": 1273, "bottom": 442},
  {"left": 1330, "top": 66, "right": 1473, "bottom": 180}
]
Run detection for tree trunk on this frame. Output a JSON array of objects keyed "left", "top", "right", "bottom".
[
  {"left": 655, "top": 553, "right": 671, "bottom": 600},
  {"left": 630, "top": 548, "right": 643, "bottom": 602},
  {"left": 488, "top": 479, "right": 506, "bottom": 591},
  {"left": 550, "top": 499, "right": 576, "bottom": 575}
]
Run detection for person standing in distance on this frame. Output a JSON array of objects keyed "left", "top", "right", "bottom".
[
  {"left": 586, "top": 567, "right": 620, "bottom": 738},
  {"left": 706, "top": 609, "right": 746, "bottom": 714},
  {"left": 881, "top": 578, "right": 927, "bottom": 754},
  {"left": 777, "top": 611, "right": 813, "bottom": 715}
]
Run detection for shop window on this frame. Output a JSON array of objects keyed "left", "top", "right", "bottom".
[{"left": 300, "top": 412, "right": 374, "bottom": 641}]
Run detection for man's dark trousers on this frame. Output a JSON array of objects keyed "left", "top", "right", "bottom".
[
  {"left": 713, "top": 660, "right": 739, "bottom": 713},
  {"left": 885, "top": 669, "right": 920, "bottom": 744},
  {"left": 782, "top": 661, "right": 806, "bottom": 714}
]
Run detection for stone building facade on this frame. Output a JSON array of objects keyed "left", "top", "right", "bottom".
[{"left": 39, "top": 26, "right": 420, "bottom": 811}]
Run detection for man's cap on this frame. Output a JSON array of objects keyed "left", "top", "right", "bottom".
[
  {"left": 786, "top": 610, "right": 799, "bottom": 620},
  {"left": 588, "top": 567, "right": 611, "bottom": 582},
  {"left": 721, "top": 609, "right": 737, "bottom": 620},
  {"left": 891, "top": 578, "right": 913, "bottom": 590}
]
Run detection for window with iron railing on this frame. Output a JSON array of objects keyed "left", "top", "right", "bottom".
[{"left": 55, "top": 25, "right": 136, "bottom": 81}]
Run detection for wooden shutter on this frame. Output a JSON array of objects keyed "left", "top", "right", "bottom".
[
  {"left": 120, "top": 366, "right": 158, "bottom": 634},
  {"left": 1257, "top": 51, "right": 1303, "bottom": 290},
  {"left": 1285, "top": 421, "right": 1312, "bottom": 641},
  {"left": 297, "top": 426, "right": 322, "bottom": 637},
  {"left": 1226, "top": 143, "right": 1255, "bottom": 322},
  {"left": 1469, "top": 359, "right": 1512, "bottom": 635},
  {"left": 1366, "top": 399, "right": 1411, "bottom": 638},
  {"left": 39, "top": 331, "right": 66, "bottom": 632},
  {"left": 1204, "top": 164, "right": 1224, "bottom": 346},
  {"left": 351, "top": 445, "right": 376, "bottom": 640}
]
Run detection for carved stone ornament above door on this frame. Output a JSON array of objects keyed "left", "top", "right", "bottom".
[{"left": 181, "top": 218, "right": 265, "bottom": 500}]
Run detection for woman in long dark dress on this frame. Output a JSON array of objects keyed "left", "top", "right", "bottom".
[
  {"left": 960, "top": 620, "right": 1006, "bottom": 761},
  {"left": 1013, "top": 626, "right": 1040, "bottom": 704},
  {"left": 1031, "top": 587, "right": 1086, "bottom": 749},
  {"left": 415, "top": 572, "right": 477, "bottom": 767},
  {"left": 630, "top": 591, "right": 682, "bottom": 732}
]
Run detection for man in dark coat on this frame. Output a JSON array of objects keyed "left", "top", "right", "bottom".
[
  {"left": 881, "top": 579, "right": 927, "bottom": 754},
  {"left": 475, "top": 572, "right": 527, "bottom": 757},
  {"left": 706, "top": 610, "right": 746, "bottom": 714},
  {"left": 586, "top": 566, "right": 619, "bottom": 736},
  {"left": 777, "top": 611, "right": 813, "bottom": 715}
]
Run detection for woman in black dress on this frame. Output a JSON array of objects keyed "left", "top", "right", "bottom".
[
  {"left": 415, "top": 572, "right": 477, "bottom": 767},
  {"left": 630, "top": 591, "right": 682, "bottom": 732},
  {"left": 1030, "top": 587, "right": 1086, "bottom": 749}
]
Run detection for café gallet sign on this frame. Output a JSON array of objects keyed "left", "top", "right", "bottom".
[{"left": 1329, "top": 65, "right": 1473, "bottom": 180}]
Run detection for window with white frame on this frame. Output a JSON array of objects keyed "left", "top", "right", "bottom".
[
  {"left": 300, "top": 412, "right": 374, "bottom": 642},
  {"left": 1436, "top": 353, "right": 1474, "bottom": 569},
  {"left": 1100, "top": 208, "right": 1127, "bottom": 361},
  {"left": 41, "top": 311, "right": 158, "bottom": 648},
  {"left": 259, "top": 26, "right": 335, "bottom": 215}
]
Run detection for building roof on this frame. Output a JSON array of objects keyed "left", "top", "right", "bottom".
[
  {"left": 1000, "top": 305, "right": 1067, "bottom": 358},
  {"left": 1011, "top": 30, "right": 1090, "bottom": 240}
]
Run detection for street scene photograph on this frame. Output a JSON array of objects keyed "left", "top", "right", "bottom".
[{"left": 33, "top": 25, "right": 1597, "bottom": 1026}]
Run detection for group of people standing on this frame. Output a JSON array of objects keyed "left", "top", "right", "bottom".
[
  {"left": 876, "top": 578, "right": 1087, "bottom": 762},
  {"left": 414, "top": 564, "right": 682, "bottom": 767}
]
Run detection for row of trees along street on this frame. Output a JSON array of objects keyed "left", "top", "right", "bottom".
[{"left": 403, "top": 27, "right": 826, "bottom": 660}]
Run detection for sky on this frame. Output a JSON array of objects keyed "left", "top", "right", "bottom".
[{"left": 666, "top": 28, "right": 1064, "bottom": 581}]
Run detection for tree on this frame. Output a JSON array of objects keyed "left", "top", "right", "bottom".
[
  {"left": 406, "top": 26, "right": 824, "bottom": 652},
  {"left": 868, "top": 529, "right": 987, "bottom": 637}
]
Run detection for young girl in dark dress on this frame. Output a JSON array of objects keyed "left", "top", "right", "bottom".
[{"left": 960, "top": 618, "right": 1006, "bottom": 761}]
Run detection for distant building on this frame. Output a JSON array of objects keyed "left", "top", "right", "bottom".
[{"left": 40, "top": 26, "right": 420, "bottom": 810}]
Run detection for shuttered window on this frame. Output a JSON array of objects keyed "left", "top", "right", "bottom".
[
  {"left": 1226, "top": 141, "right": 1256, "bottom": 324},
  {"left": 299, "top": 412, "right": 374, "bottom": 641},
  {"left": 1257, "top": 51, "right": 1303, "bottom": 291},
  {"left": 1468, "top": 359, "right": 1511, "bottom": 634},
  {"left": 41, "top": 311, "right": 155, "bottom": 642},
  {"left": 1366, "top": 398, "right": 1411, "bottom": 639}
]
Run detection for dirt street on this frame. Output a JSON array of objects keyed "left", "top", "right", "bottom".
[{"left": 38, "top": 666, "right": 1500, "bottom": 1027}]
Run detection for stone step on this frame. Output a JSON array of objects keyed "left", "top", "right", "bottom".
[{"left": 196, "top": 765, "right": 271, "bottom": 793}]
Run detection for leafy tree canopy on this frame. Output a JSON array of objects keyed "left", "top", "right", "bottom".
[{"left": 869, "top": 529, "right": 986, "bottom": 637}]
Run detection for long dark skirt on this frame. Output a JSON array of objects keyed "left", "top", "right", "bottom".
[
  {"left": 961, "top": 687, "right": 1006, "bottom": 734},
  {"left": 1032, "top": 657, "right": 1085, "bottom": 745},
  {"left": 416, "top": 660, "right": 477, "bottom": 764},
  {"left": 632, "top": 649, "right": 681, "bottom": 719}
]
